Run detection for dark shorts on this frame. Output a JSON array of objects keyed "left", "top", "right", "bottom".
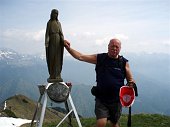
[{"left": 95, "top": 98, "right": 122, "bottom": 124}]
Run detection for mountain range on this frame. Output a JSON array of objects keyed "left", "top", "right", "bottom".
[{"left": 0, "top": 48, "right": 170, "bottom": 117}]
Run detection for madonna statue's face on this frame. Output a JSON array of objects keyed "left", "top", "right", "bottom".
[{"left": 51, "top": 9, "right": 58, "bottom": 20}]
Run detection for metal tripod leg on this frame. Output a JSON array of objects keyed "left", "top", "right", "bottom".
[
  {"left": 65, "top": 101, "right": 73, "bottom": 127},
  {"left": 56, "top": 94, "right": 82, "bottom": 127},
  {"left": 68, "top": 94, "right": 82, "bottom": 127},
  {"left": 38, "top": 88, "right": 49, "bottom": 127},
  {"left": 37, "top": 83, "right": 51, "bottom": 127},
  {"left": 35, "top": 82, "right": 82, "bottom": 127},
  {"left": 30, "top": 85, "right": 46, "bottom": 127},
  {"left": 30, "top": 94, "right": 43, "bottom": 127},
  {"left": 38, "top": 83, "right": 52, "bottom": 127}
]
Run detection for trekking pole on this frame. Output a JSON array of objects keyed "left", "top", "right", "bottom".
[{"left": 127, "top": 106, "right": 131, "bottom": 127}]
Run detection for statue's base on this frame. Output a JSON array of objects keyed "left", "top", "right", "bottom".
[
  {"left": 47, "top": 78, "right": 63, "bottom": 83},
  {"left": 33, "top": 82, "right": 82, "bottom": 127},
  {"left": 47, "top": 82, "right": 70, "bottom": 103}
]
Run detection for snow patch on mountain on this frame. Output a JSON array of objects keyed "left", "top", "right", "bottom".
[
  {"left": 0, "top": 48, "right": 46, "bottom": 66},
  {"left": 0, "top": 50, "right": 17, "bottom": 60},
  {"left": 0, "top": 117, "right": 32, "bottom": 127}
]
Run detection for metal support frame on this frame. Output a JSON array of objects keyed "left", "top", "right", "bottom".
[{"left": 31, "top": 82, "right": 82, "bottom": 127}]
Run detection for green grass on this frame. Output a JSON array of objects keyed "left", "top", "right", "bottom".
[
  {"left": 124, "top": 114, "right": 170, "bottom": 127},
  {"left": 4, "top": 95, "right": 169, "bottom": 127},
  {"left": 40, "top": 114, "right": 170, "bottom": 127}
]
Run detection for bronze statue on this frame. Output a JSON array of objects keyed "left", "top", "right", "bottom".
[{"left": 45, "top": 9, "right": 64, "bottom": 82}]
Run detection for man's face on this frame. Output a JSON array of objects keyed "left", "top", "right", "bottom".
[{"left": 108, "top": 39, "right": 121, "bottom": 58}]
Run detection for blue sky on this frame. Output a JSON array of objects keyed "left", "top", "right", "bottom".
[{"left": 0, "top": 0, "right": 170, "bottom": 55}]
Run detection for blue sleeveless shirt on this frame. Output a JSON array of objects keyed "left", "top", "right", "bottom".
[{"left": 95, "top": 53, "right": 128, "bottom": 103}]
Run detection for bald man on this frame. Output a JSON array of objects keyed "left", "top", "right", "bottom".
[{"left": 64, "top": 39, "right": 135, "bottom": 127}]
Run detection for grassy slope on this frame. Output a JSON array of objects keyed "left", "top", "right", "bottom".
[
  {"left": 39, "top": 114, "right": 170, "bottom": 127},
  {"left": 1, "top": 94, "right": 65, "bottom": 123},
  {"left": 1, "top": 94, "right": 170, "bottom": 127}
]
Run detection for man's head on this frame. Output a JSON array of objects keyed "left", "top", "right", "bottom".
[
  {"left": 50, "top": 9, "right": 58, "bottom": 20},
  {"left": 108, "top": 38, "right": 121, "bottom": 58}
]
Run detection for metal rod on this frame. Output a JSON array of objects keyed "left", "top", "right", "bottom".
[
  {"left": 56, "top": 109, "right": 73, "bottom": 127},
  {"left": 30, "top": 94, "right": 43, "bottom": 127},
  {"left": 68, "top": 95, "right": 82, "bottom": 127},
  {"left": 38, "top": 91, "right": 48, "bottom": 127}
]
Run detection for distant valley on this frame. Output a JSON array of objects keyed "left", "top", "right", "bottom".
[{"left": 0, "top": 48, "right": 170, "bottom": 117}]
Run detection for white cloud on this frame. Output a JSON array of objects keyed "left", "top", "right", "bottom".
[
  {"left": 121, "top": 39, "right": 170, "bottom": 54},
  {"left": 65, "top": 31, "right": 170, "bottom": 55},
  {"left": 0, "top": 29, "right": 45, "bottom": 54},
  {"left": 2, "top": 29, "right": 45, "bottom": 43},
  {"left": 114, "top": 34, "right": 129, "bottom": 40},
  {"left": 33, "top": 29, "right": 45, "bottom": 42},
  {"left": 0, "top": 0, "right": 169, "bottom": 55},
  {"left": 95, "top": 36, "right": 111, "bottom": 46}
]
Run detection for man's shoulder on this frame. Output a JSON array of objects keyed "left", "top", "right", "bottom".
[
  {"left": 97, "top": 53, "right": 108, "bottom": 60},
  {"left": 119, "top": 55, "right": 128, "bottom": 63},
  {"left": 97, "top": 53, "right": 108, "bottom": 57},
  {"left": 96, "top": 53, "right": 106, "bottom": 64}
]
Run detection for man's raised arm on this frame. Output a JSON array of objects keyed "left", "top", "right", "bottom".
[{"left": 64, "top": 40, "right": 97, "bottom": 64}]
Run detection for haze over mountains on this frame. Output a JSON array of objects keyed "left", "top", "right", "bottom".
[{"left": 0, "top": 48, "right": 170, "bottom": 117}]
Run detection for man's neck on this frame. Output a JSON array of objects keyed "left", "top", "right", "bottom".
[{"left": 108, "top": 53, "right": 119, "bottom": 59}]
